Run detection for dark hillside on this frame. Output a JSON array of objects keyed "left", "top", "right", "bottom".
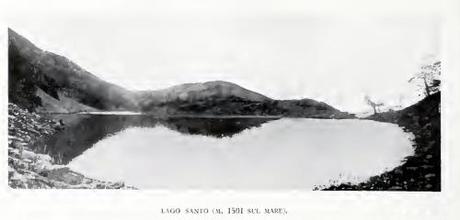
[
  {"left": 322, "top": 92, "right": 441, "bottom": 191},
  {"left": 8, "top": 29, "right": 138, "bottom": 112}
]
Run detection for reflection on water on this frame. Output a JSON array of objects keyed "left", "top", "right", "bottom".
[
  {"left": 32, "top": 115, "right": 276, "bottom": 164},
  {"left": 64, "top": 118, "right": 414, "bottom": 189}
]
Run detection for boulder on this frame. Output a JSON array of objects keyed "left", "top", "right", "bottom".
[{"left": 44, "top": 167, "right": 85, "bottom": 185}]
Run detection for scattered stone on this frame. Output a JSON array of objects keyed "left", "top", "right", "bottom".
[
  {"left": 45, "top": 167, "right": 84, "bottom": 185},
  {"left": 21, "top": 150, "right": 37, "bottom": 161},
  {"left": 8, "top": 103, "right": 136, "bottom": 189}
]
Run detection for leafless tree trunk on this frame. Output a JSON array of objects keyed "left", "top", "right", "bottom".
[
  {"left": 365, "top": 95, "right": 384, "bottom": 115},
  {"left": 423, "top": 77, "right": 431, "bottom": 97}
]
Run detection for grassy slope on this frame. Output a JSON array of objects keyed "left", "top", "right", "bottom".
[
  {"left": 8, "top": 29, "right": 139, "bottom": 112},
  {"left": 321, "top": 92, "right": 440, "bottom": 191},
  {"left": 35, "top": 88, "right": 98, "bottom": 113}
]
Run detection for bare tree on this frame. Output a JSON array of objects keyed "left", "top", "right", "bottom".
[
  {"left": 364, "top": 95, "right": 384, "bottom": 115},
  {"left": 409, "top": 61, "right": 441, "bottom": 97}
]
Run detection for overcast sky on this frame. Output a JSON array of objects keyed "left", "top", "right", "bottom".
[{"left": 3, "top": 0, "right": 441, "bottom": 113}]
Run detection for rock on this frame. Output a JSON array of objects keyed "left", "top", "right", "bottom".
[
  {"left": 421, "top": 165, "right": 434, "bottom": 169},
  {"left": 21, "top": 150, "right": 37, "bottom": 161},
  {"left": 44, "top": 167, "right": 85, "bottom": 185},
  {"left": 8, "top": 102, "right": 136, "bottom": 189},
  {"left": 8, "top": 148, "right": 20, "bottom": 157},
  {"left": 427, "top": 140, "right": 436, "bottom": 148},
  {"left": 9, "top": 171, "right": 23, "bottom": 181},
  {"left": 389, "top": 186, "right": 403, "bottom": 190},
  {"left": 111, "top": 182, "right": 125, "bottom": 189},
  {"left": 422, "top": 123, "right": 432, "bottom": 130},
  {"left": 36, "top": 154, "right": 53, "bottom": 163},
  {"left": 23, "top": 158, "right": 33, "bottom": 164},
  {"left": 394, "top": 168, "right": 403, "bottom": 175},
  {"left": 32, "top": 158, "right": 54, "bottom": 173}
]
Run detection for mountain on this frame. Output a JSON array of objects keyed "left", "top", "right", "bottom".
[
  {"left": 8, "top": 29, "right": 138, "bottom": 112},
  {"left": 8, "top": 29, "right": 351, "bottom": 118},
  {"left": 140, "top": 81, "right": 271, "bottom": 103}
]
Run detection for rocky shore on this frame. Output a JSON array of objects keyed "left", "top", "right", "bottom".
[
  {"left": 8, "top": 103, "right": 135, "bottom": 189},
  {"left": 318, "top": 92, "right": 440, "bottom": 191}
]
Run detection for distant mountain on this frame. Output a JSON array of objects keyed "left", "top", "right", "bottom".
[
  {"left": 8, "top": 29, "right": 352, "bottom": 118},
  {"left": 138, "top": 80, "right": 271, "bottom": 103}
]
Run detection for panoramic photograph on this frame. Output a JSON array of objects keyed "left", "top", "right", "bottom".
[{"left": 7, "top": 14, "right": 440, "bottom": 190}]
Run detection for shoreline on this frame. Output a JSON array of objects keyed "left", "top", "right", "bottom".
[
  {"left": 37, "top": 112, "right": 353, "bottom": 120},
  {"left": 8, "top": 103, "right": 136, "bottom": 189},
  {"left": 320, "top": 92, "right": 440, "bottom": 191},
  {"left": 8, "top": 92, "right": 440, "bottom": 191}
]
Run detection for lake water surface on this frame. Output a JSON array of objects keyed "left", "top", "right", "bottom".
[{"left": 40, "top": 116, "right": 415, "bottom": 189}]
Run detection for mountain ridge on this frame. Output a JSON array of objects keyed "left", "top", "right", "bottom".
[
  {"left": 8, "top": 28, "right": 139, "bottom": 111},
  {"left": 8, "top": 29, "right": 352, "bottom": 118}
]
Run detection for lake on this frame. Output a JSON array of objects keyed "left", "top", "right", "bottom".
[{"left": 38, "top": 115, "right": 414, "bottom": 189}]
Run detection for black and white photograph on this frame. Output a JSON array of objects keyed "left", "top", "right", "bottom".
[{"left": 1, "top": 0, "right": 459, "bottom": 219}]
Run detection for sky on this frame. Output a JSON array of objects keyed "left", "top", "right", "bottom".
[{"left": 2, "top": 0, "right": 441, "bottom": 113}]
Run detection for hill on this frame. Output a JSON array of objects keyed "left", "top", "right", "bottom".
[
  {"left": 8, "top": 29, "right": 139, "bottom": 112},
  {"left": 8, "top": 29, "right": 351, "bottom": 118}
]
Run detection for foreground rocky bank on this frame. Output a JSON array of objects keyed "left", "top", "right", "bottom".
[
  {"left": 8, "top": 103, "right": 135, "bottom": 189},
  {"left": 319, "top": 92, "right": 440, "bottom": 191}
]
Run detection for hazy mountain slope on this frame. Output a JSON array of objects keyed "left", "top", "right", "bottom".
[
  {"left": 9, "top": 29, "right": 351, "bottom": 118},
  {"left": 139, "top": 81, "right": 271, "bottom": 103},
  {"left": 8, "top": 28, "right": 138, "bottom": 112},
  {"left": 137, "top": 90, "right": 350, "bottom": 118},
  {"left": 136, "top": 80, "right": 271, "bottom": 109},
  {"left": 35, "top": 88, "right": 98, "bottom": 113},
  {"left": 134, "top": 81, "right": 349, "bottom": 117}
]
